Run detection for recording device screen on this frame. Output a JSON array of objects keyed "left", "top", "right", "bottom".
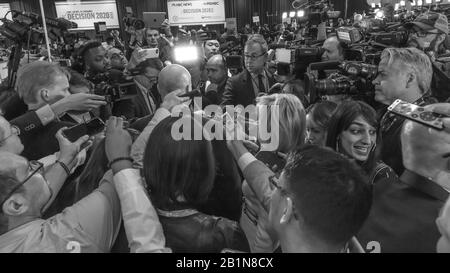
[
  {"left": 388, "top": 100, "right": 446, "bottom": 131},
  {"left": 62, "top": 118, "right": 105, "bottom": 142}
]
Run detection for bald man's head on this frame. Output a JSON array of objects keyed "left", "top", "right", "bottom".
[
  {"left": 401, "top": 120, "right": 450, "bottom": 183},
  {"left": 157, "top": 64, "right": 192, "bottom": 98},
  {"left": 321, "top": 36, "right": 344, "bottom": 62},
  {"left": 206, "top": 55, "right": 228, "bottom": 85}
]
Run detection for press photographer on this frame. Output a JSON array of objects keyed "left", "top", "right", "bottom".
[{"left": 404, "top": 12, "right": 450, "bottom": 102}]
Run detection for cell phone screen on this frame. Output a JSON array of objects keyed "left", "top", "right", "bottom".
[{"left": 388, "top": 99, "right": 445, "bottom": 131}]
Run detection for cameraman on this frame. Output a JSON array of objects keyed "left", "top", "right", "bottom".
[
  {"left": 317, "top": 36, "right": 348, "bottom": 104},
  {"left": 78, "top": 41, "right": 144, "bottom": 120},
  {"left": 372, "top": 47, "right": 437, "bottom": 176},
  {"left": 404, "top": 12, "right": 450, "bottom": 102},
  {"left": 321, "top": 36, "right": 345, "bottom": 63},
  {"left": 76, "top": 41, "right": 111, "bottom": 78}
]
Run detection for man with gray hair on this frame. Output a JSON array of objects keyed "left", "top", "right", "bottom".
[
  {"left": 358, "top": 102, "right": 450, "bottom": 252},
  {"left": 221, "top": 34, "right": 275, "bottom": 107},
  {"left": 372, "top": 47, "right": 437, "bottom": 176}
]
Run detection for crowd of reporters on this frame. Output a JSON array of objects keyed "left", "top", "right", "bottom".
[{"left": 1, "top": 8, "right": 450, "bottom": 253}]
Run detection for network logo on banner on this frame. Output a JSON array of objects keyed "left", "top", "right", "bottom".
[
  {"left": 167, "top": 0, "right": 225, "bottom": 26},
  {"left": 55, "top": 0, "right": 119, "bottom": 30}
]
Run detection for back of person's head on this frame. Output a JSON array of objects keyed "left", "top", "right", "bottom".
[
  {"left": 16, "top": 61, "right": 69, "bottom": 105},
  {"left": 380, "top": 47, "right": 432, "bottom": 94},
  {"left": 256, "top": 93, "right": 306, "bottom": 153},
  {"left": 142, "top": 115, "right": 216, "bottom": 211},
  {"left": 306, "top": 101, "right": 338, "bottom": 130},
  {"left": 135, "top": 58, "right": 164, "bottom": 76},
  {"left": 157, "top": 64, "right": 191, "bottom": 97},
  {"left": 272, "top": 145, "right": 372, "bottom": 251}
]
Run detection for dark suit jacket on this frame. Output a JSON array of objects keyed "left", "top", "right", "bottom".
[
  {"left": 20, "top": 119, "right": 75, "bottom": 160},
  {"left": 357, "top": 170, "right": 449, "bottom": 253},
  {"left": 112, "top": 85, "right": 161, "bottom": 121},
  {"left": 10, "top": 111, "right": 44, "bottom": 137},
  {"left": 220, "top": 70, "right": 275, "bottom": 107}
]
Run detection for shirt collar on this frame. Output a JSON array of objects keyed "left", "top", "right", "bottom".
[{"left": 400, "top": 169, "right": 449, "bottom": 202}]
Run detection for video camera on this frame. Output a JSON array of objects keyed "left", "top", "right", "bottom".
[
  {"left": 304, "top": 61, "right": 378, "bottom": 103},
  {"left": 87, "top": 69, "right": 137, "bottom": 104},
  {"left": 274, "top": 45, "right": 324, "bottom": 78},
  {"left": 0, "top": 10, "right": 77, "bottom": 46},
  {"left": 334, "top": 24, "right": 408, "bottom": 64}
]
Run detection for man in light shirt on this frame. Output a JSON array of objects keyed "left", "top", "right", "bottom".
[{"left": 0, "top": 117, "right": 169, "bottom": 253}]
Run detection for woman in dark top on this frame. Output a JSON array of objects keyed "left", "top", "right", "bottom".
[
  {"left": 142, "top": 115, "right": 249, "bottom": 253},
  {"left": 326, "top": 100, "right": 397, "bottom": 184}
]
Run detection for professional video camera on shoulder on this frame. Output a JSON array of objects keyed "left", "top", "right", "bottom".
[
  {"left": 304, "top": 60, "right": 378, "bottom": 103},
  {"left": 335, "top": 19, "right": 409, "bottom": 63},
  {"left": 87, "top": 69, "right": 137, "bottom": 104}
]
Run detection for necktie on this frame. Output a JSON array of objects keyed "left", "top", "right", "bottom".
[
  {"left": 146, "top": 91, "right": 155, "bottom": 114},
  {"left": 258, "top": 74, "right": 266, "bottom": 95}
]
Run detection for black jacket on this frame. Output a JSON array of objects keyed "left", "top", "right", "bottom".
[
  {"left": 158, "top": 210, "right": 250, "bottom": 253},
  {"left": 220, "top": 70, "right": 275, "bottom": 107},
  {"left": 20, "top": 119, "right": 75, "bottom": 160},
  {"left": 111, "top": 84, "right": 161, "bottom": 121},
  {"left": 357, "top": 170, "right": 448, "bottom": 253}
]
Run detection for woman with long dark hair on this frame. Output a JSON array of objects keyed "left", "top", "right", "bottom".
[
  {"left": 142, "top": 115, "right": 249, "bottom": 253},
  {"left": 326, "top": 100, "right": 397, "bottom": 184}
]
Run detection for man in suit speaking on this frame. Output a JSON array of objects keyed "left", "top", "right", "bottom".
[{"left": 221, "top": 34, "right": 275, "bottom": 107}]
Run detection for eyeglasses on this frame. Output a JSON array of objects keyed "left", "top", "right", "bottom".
[
  {"left": 244, "top": 52, "right": 266, "bottom": 60},
  {"left": 0, "top": 161, "right": 45, "bottom": 209},
  {"left": 0, "top": 125, "right": 19, "bottom": 143}
]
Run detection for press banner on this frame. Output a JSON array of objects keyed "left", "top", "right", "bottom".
[
  {"left": 55, "top": 1, "right": 119, "bottom": 30},
  {"left": 167, "top": 0, "right": 225, "bottom": 25}
]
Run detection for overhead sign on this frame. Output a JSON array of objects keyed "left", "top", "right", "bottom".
[
  {"left": 252, "top": 16, "right": 260, "bottom": 23},
  {"left": 0, "top": 3, "right": 12, "bottom": 26},
  {"left": 167, "top": 0, "right": 225, "bottom": 26},
  {"left": 225, "top": 17, "right": 237, "bottom": 33},
  {"left": 55, "top": 0, "right": 119, "bottom": 30}
]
